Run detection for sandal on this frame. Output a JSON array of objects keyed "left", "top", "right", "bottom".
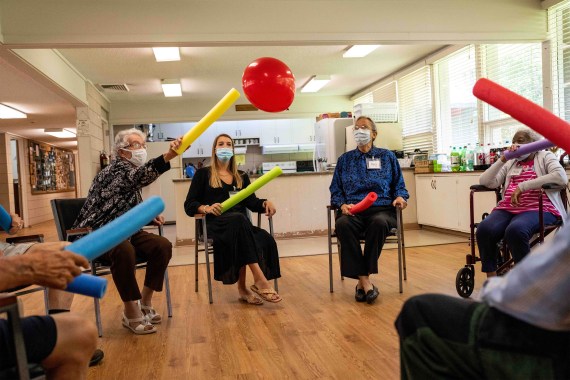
[
  {"left": 122, "top": 313, "right": 157, "bottom": 335},
  {"left": 140, "top": 303, "right": 162, "bottom": 324},
  {"left": 238, "top": 294, "right": 264, "bottom": 305},
  {"left": 250, "top": 284, "right": 282, "bottom": 303}
]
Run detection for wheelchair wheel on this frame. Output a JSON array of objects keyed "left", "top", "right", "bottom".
[{"left": 455, "top": 266, "right": 474, "bottom": 298}]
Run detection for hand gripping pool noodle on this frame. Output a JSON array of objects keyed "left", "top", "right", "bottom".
[
  {"left": 220, "top": 166, "right": 283, "bottom": 213},
  {"left": 349, "top": 192, "right": 378, "bottom": 214},
  {"left": 0, "top": 205, "right": 12, "bottom": 232},
  {"left": 64, "top": 196, "right": 166, "bottom": 298},
  {"left": 473, "top": 78, "right": 570, "bottom": 153},
  {"left": 174, "top": 88, "right": 241, "bottom": 155},
  {"left": 503, "top": 139, "right": 555, "bottom": 160}
]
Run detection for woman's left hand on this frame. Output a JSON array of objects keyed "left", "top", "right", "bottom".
[
  {"left": 511, "top": 187, "right": 522, "bottom": 206},
  {"left": 152, "top": 215, "right": 165, "bottom": 226},
  {"left": 264, "top": 200, "right": 277, "bottom": 217},
  {"left": 392, "top": 197, "right": 407, "bottom": 210}
]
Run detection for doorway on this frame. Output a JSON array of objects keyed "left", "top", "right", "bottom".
[{"left": 10, "top": 139, "right": 23, "bottom": 218}]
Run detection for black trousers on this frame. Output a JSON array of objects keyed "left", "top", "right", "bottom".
[
  {"left": 335, "top": 206, "right": 396, "bottom": 279},
  {"left": 395, "top": 294, "right": 570, "bottom": 379}
]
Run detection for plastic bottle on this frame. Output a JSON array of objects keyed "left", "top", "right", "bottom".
[
  {"left": 450, "top": 146, "right": 460, "bottom": 172},
  {"left": 99, "top": 150, "right": 109, "bottom": 170},
  {"left": 466, "top": 144, "right": 474, "bottom": 171},
  {"left": 485, "top": 143, "right": 493, "bottom": 165}
]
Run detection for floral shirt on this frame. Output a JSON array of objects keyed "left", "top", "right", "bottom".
[
  {"left": 72, "top": 155, "right": 170, "bottom": 230},
  {"left": 330, "top": 146, "right": 409, "bottom": 207}
]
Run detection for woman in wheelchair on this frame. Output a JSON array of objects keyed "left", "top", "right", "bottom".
[
  {"left": 477, "top": 128, "right": 567, "bottom": 278},
  {"left": 184, "top": 134, "right": 282, "bottom": 304}
]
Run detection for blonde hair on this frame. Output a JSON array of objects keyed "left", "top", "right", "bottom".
[{"left": 209, "top": 134, "right": 243, "bottom": 189}]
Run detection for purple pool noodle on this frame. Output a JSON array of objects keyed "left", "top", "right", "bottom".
[
  {"left": 65, "top": 274, "right": 108, "bottom": 298},
  {"left": 0, "top": 205, "right": 12, "bottom": 232},
  {"left": 503, "top": 139, "right": 555, "bottom": 160}
]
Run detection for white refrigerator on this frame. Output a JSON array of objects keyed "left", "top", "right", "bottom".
[
  {"left": 141, "top": 142, "right": 183, "bottom": 223},
  {"left": 313, "top": 118, "right": 354, "bottom": 171}
]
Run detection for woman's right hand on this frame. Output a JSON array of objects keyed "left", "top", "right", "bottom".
[{"left": 205, "top": 203, "right": 222, "bottom": 216}]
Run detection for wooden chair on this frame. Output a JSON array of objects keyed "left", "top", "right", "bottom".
[
  {"left": 326, "top": 205, "right": 407, "bottom": 293},
  {"left": 50, "top": 198, "right": 173, "bottom": 337},
  {"left": 194, "top": 212, "right": 279, "bottom": 304},
  {"left": 0, "top": 294, "right": 46, "bottom": 380}
]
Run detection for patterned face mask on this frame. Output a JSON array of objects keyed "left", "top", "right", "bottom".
[{"left": 216, "top": 148, "right": 234, "bottom": 162}]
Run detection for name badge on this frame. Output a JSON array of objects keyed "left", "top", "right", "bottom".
[
  {"left": 367, "top": 157, "right": 381, "bottom": 170},
  {"left": 511, "top": 167, "right": 523, "bottom": 176},
  {"left": 229, "top": 190, "right": 239, "bottom": 197}
]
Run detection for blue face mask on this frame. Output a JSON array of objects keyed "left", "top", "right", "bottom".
[{"left": 216, "top": 148, "right": 234, "bottom": 162}]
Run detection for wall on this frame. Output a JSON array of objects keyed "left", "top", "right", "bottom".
[{"left": 0, "top": 134, "right": 14, "bottom": 213}]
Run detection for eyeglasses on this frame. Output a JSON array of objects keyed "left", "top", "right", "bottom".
[
  {"left": 125, "top": 142, "right": 147, "bottom": 149},
  {"left": 353, "top": 125, "right": 371, "bottom": 131}
]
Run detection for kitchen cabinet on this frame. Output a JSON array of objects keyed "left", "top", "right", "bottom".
[
  {"left": 260, "top": 120, "right": 293, "bottom": 145},
  {"left": 182, "top": 123, "right": 216, "bottom": 158},
  {"left": 290, "top": 119, "right": 315, "bottom": 144},
  {"left": 217, "top": 120, "right": 261, "bottom": 138},
  {"left": 416, "top": 173, "right": 496, "bottom": 233}
]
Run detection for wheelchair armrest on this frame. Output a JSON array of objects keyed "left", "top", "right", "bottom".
[
  {"left": 65, "top": 227, "right": 91, "bottom": 238},
  {"left": 5, "top": 234, "right": 44, "bottom": 244},
  {"left": 469, "top": 185, "right": 497, "bottom": 192},
  {"left": 0, "top": 293, "right": 17, "bottom": 308},
  {"left": 327, "top": 205, "right": 339, "bottom": 211},
  {"left": 193, "top": 213, "right": 206, "bottom": 220},
  {"left": 541, "top": 183, "right": 566, "bottom": 190}
]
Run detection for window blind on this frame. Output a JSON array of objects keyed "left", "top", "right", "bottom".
[
  {"left": 398, "top": 66, "right": 435, "bottom": 153},
  {"left": 548, "top": 0, "right": 570, "bottom": 122},
  {"left": 434, "top": 46, "right": 478, "bottom": 154},
  {"left": 479, "top": 43, "right": 543, "bottom": 143}
]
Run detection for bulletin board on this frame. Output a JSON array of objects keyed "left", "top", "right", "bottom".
[{"left": 28, "top": 140, "right": 76, "bottom": 194}]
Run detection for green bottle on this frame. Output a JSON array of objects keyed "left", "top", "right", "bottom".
[{"left": 450, "top": 146, "right": 460, "bottom": 172}]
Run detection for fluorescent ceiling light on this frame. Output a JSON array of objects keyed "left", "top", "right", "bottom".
[
  {"left": 152, "top": 47, "right": 180, "bottom": 62},
  {"left": 161, "top": 79, "right": 182, "bottom": 97},
  {"left": 301, "top": 75, "right": 331, "bottom": 93},
  {"left": 0, "top": 104, "right": 27, "bottom": 119},
  {"left": 343, "top": 45, "right": 380, "bottom": 58},
  {"left": 44, "top": 128, "right": 76, "bottom": 138}
]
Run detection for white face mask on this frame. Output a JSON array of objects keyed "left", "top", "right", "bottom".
[
  {"left": 122, "top": 148, "right": 147, "bottom": 167},
  {"left": 353, "top": 129, "right": 371, "bottom": 146}
]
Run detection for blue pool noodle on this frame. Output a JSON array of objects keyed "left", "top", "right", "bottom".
[
  {"left": 0, "top": 205, "right": 12, "bottom": 232},
  {"left": 64, "top": 196, "right": 165, "bottom": 298}
]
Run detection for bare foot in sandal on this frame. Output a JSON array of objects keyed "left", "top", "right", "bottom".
[
  {"left": 250, "top": 284, "right": 282, "bottom": 303},
  {"left": 238, "top": 287, "right": 264, "bottom": 305}
]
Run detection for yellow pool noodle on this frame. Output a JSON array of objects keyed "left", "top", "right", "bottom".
[
  {"left": 221, "top": 166, "right": 283, "bottom": 213},
  {"left": 174, "top": 88, "right": 241, "bottom": 155}
]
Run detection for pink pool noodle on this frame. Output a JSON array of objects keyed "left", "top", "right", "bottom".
[
  {"left": 503, "top": 139, "right": 555, "bottom": 160},
  {"left": 473, "top": 78, "right": 570, "bottom": 153},
  {"left": 350, "top": 192, "right": 378, "bottom": 214}
]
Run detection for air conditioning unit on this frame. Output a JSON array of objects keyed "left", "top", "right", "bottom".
[{"left": 354, "top": 103, "right": 398, "bottom": 123}]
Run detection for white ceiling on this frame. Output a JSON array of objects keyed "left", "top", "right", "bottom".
[{"left": 0, "top": 0, "right": 547, "bottom": 149}]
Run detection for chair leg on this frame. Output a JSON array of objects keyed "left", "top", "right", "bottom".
[
  {"left": 6, "top": 301, "right": 30, "bottom": 380},
  {"left": 397, "top": 208, "right": 403, "bottom": 293},
  {"left": 42, "top": 288, "right": 49, "bottom": 315},
  {"left": 327, "top": 208, "right": 334, "bottom": 293},
  {"left": 164, "top": 269, "right": 173, "bottom": 318},
  {"left": 402, "top": 242, "right": 407, "bottom": 281},
  {"left": 94, "top": 298, "right": 103, "bottom": 337},
  {"left": 338, "top": 243, "right": 344, "bottom": 281},
  {"left": 194, "top": 234, "right": 199, "bottom": 293},
  {"left": 202, "top": 223, "right": 214, "bottom": 304},
  {"left": 273, "top": 278, "right": 278, "bottom": 292}
]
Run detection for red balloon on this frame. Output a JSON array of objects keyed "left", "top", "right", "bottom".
[{"left": 242, "top": 57, "right": 295, "bottom": 113}]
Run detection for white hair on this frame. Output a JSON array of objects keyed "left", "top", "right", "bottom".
[
  {"left": 515, "top": 127, "right": 542, "bottom": 143},
  {"left": 113, "top": 128, "right": 146, "bottom": 156}
]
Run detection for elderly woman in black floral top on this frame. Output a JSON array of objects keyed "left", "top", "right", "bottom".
[{"left": 73, "top": 128, "right": 182, "bottom": 335}]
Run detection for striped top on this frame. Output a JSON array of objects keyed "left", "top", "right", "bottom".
[{"left": 494, "top": 159, "right": 560, "bottom": 216}]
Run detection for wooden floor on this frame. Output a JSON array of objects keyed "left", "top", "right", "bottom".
[{"left": 16, "top": 221, "right": 483, "bottom": 380}]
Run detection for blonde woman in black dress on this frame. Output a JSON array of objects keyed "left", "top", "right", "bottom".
[{"left": 184, "top": 134, "right": 282, "bottom": 304}]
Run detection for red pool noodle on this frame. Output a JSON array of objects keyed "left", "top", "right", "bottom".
[
  {"left": 473, "top": 78, "right": 570, "bottom": 153},
  {"left": 350, "top": 192, "right": 378, "bottom": 214}
]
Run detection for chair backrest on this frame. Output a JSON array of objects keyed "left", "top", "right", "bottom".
[{"left": 50, "top": 198, "right": 87, "bottom": 241}]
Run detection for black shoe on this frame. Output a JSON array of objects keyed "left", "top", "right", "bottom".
[
  {"left": 89, "top": 349, "right": 104, "bottom": 367},
  {"left": 355, "top": 286, "right": 366, "bottom": 302},
  {"left": 365, "top": 285, "right": 380, "bottom": 304}
]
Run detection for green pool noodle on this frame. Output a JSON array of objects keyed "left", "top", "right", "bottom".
[{"left": 221, "top": 166, "right": 283, "bottom": 213}]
